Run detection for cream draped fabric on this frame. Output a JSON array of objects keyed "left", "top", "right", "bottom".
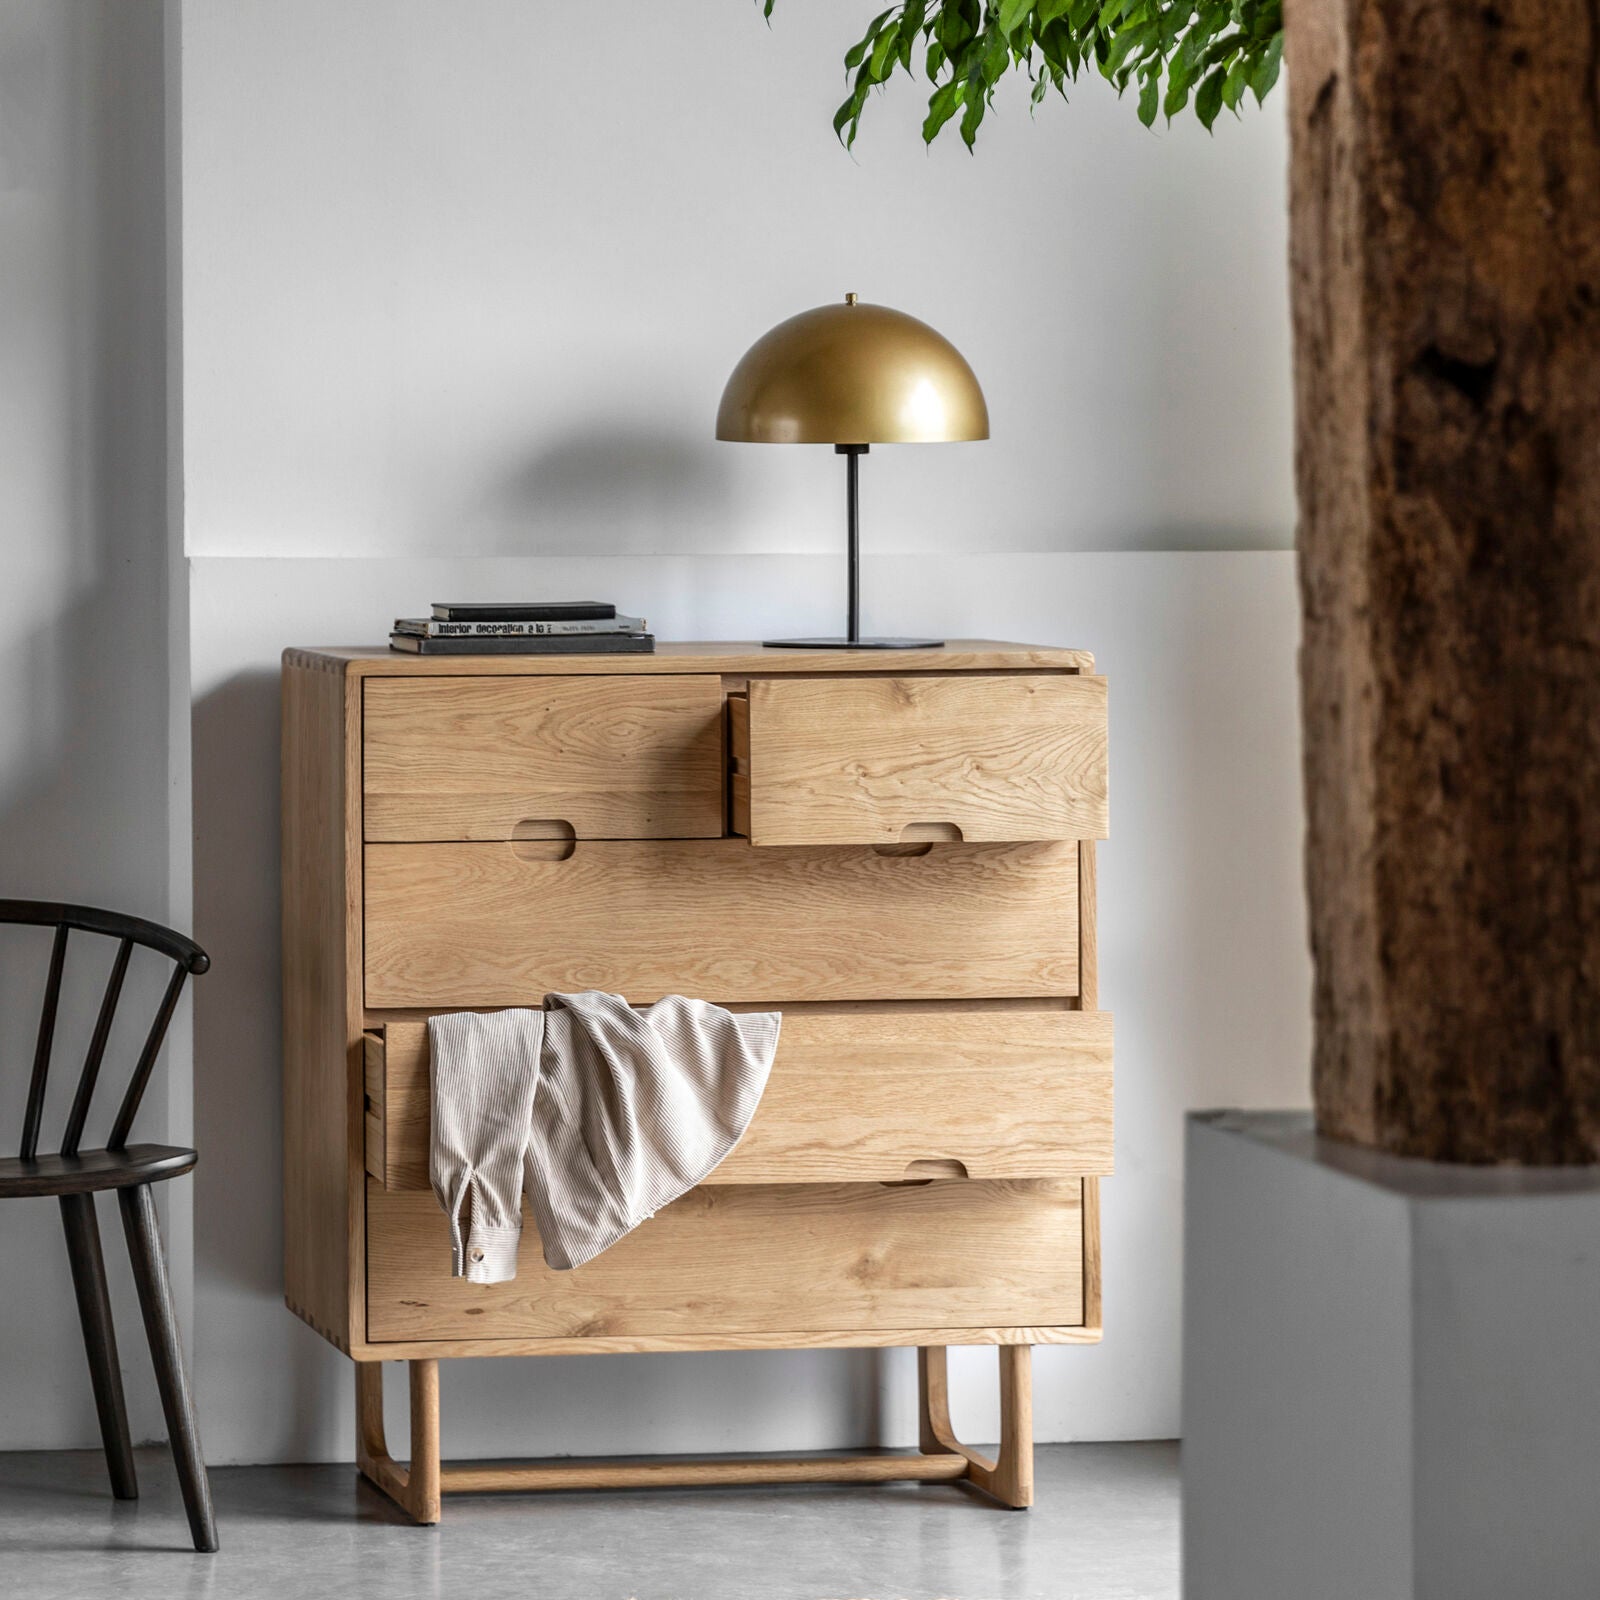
[{"left": 428, "top": 993, "right": 781, "bottom": 1282}]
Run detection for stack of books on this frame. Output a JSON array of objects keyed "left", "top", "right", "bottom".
[{"left": 389, "top": 601, "right": 654, "bottom": 655}]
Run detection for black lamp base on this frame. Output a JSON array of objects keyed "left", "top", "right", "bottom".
[{"left": 762, "top": 636, "right": 945, "bottom": 651}]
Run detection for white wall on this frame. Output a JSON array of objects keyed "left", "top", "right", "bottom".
[
  {"left": 0, "top": 0, "right": 1310, "bottom": 1460},
  {"left": 176, "top": 1, "right": 1304, "bottom": 1465},
  {"left": 180, "top": 0, "right": 1294, "bottom": 564},
  {"left": 0, "top": 0, "right": 178, "bottom": 1448}
]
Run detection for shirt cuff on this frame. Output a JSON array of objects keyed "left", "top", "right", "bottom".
[{"left": 455, "top": 1220, "right": 522, "bottom": 1284}]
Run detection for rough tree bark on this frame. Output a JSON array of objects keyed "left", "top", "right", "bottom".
[{"left": 1289, "top": 0, "right": 1600, "bottom": 1160}]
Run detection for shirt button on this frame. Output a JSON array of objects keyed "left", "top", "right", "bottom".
[{"left": 468, "top": 1246, "right": 485, "bottom": 1263}]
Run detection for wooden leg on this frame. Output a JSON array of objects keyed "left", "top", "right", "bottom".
[
  {"left": 918, "top": 1344, "right": 1034, "bottom": 1508},
  {"left": 354, "top": 1355, "right": 978, "bottom": 1510},
  {"left": 60, "top": 1193, "right": 137, "bottom": 1501},
  {"left": 356, "top": 1359, "right": 441, "bottom": 1525},
  {"left": 118, "top": 1183, "right": 218, "bottom": 1552}
]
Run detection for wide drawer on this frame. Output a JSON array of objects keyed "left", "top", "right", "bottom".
[
  {"left": 364, "top": 1006, "right": 1114, "bottom": 1191},
  {"left": 366, "top": 1177, "right": 1085, "bottom": 1342},
  {"left": 730, "top": 673, "right": 1109, "bottom": 846},
  {"left": 363, "top": 839, "right": 1078, "bottom": 1008},
  {"left": 363, "top": 675, "right": 725, "bottom": 842}
]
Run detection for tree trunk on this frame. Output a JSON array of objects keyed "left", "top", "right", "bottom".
[{"left": 1288, "top": 0, "right": 1600, "bottom": 1160}]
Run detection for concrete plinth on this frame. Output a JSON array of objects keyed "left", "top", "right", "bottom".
[{"left": 1183, "top": 1111, "right": 1600, "bottom": 1600}]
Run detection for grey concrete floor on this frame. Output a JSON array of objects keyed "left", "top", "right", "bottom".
[{"left": 0, "top": 1442, "right": 1178, "bottom": 1600}]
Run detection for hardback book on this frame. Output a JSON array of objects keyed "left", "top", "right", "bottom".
[
  {"left": 430, "top": 601, "right": 615, "bottom": 622},
  {"left": 389, "top": 632, "right": 655, "bottom": 656},
  {"left": 394, "top": 614, "right": 646, "bottom": 639}
]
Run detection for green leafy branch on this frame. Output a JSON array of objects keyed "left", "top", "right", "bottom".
[{"left": 760, "top": 0, "right": 1283, "bottom": 148}]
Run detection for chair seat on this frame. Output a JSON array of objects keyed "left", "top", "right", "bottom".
[{"left": 0, "top": 1144, "right": 197, "bottom": 1199}]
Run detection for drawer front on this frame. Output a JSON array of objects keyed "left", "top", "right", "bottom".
[
  {"left": 366, "top": 1177, "right": 1084, "bottom": 1342},
  {"left": 365, "top": 1007, "right": 1112, "bottom": 1191},
  {"left": 732, "top": 673, "right": 1109, "bottom": 846},
  {"left": 363, "top": 839, "right": 1078, "bottom": 1008},
  {"left": 363, "top": 675, "right": 725, "bottom": 842}
]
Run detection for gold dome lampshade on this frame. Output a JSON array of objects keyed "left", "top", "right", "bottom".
[{"left": 717, "top": 294, "right": 988, "bottom": 648}]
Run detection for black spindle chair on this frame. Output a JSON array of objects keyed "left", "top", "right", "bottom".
[{"left": 0, "top": 900, "right": 217, "bottom": 1552}]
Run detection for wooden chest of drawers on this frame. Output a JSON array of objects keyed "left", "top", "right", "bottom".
[{"left": 282, "top": 641, "right": 1110, "bottom": 1522}]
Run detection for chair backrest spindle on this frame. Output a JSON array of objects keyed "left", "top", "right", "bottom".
[
  {"left": 2, "top": 900, "right": 208, "bottom": 1163},
  {"left": 61, "top": 935, "right": 134, "bottom": 1158},
  {"left": 20, "top": 925, "right": 69, "bottom": 1161},
  {"left": 107, "top": 962, "right": 191, "bottom": 1151}
]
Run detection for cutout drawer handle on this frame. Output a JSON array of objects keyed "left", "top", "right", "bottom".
[
  {"left": 899, "top": 821, "right": 964, "bottom": 843},
  {"left": 901, "top": 1158, "right": 969, "bottom": 1181},
  {"left": 512, "top": 820, "right": 576, "bottom": 862}
]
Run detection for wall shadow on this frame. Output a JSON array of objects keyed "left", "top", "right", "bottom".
[{"left": 482, "top": 422, "right": 739, "bottom": 557}]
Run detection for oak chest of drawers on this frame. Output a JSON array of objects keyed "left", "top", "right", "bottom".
[{"left": 282, "top": 640, "right": 1111, "bottom": 1522}]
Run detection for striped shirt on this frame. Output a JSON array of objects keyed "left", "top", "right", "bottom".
[{"left": 429, "top": 993, "right": 780, "bottom": 1282}]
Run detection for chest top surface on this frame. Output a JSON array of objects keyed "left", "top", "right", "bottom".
[{"left": 283, "top": 640, "right": 1095, "bottom": 677}]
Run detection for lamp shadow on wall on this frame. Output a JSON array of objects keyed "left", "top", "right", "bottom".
[{"left": 482, "top": 423, "right": 742, "bottom": 557}]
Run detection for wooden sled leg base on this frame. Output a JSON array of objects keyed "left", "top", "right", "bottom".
[
  {"left": 918, "top": 1344, "right": 1034, "bottom": 1508},
  {"left": 355, "top": 1345, "right": 1033, "bottom": 1525}
]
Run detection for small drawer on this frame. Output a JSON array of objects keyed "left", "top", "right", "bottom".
[
  {"left": 363, "top": 838, "right": 1079, "bottom": 1008},
  {"left": 363, "top": 1006, "right": 1113, "bottom": 1192},
  {"left": 730, "top": 673, "right": 1109, "bottom": 846},
  {"left": 365, "top": 1176, "right": 1086, "bottom": 1343},
  {"left": 363, "top": 675, "right": 725, "bottom": 842}
]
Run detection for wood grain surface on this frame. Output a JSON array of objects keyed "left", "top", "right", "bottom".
[
  {"left": 738, "top": 673, "right": 1109, "bottom": 845},
  {"left": 1289, "top": 0, "right": 1600, "bottom": 1159},
  {"left": 281, "top": 653, "right": 364, "bottom": 1350},
  {"left": 287, "top": 641, "right": 1095, "bottom": 678},
  {"left": 366, "top": 1177, "right": 1084, "bottom": 1342},
  {"left": 363, "top": 675, "right": 724, "bottom": 841},
  {"left": 363, "top": 839, "right": 1079, "bottom": 1007},
  {"left": 367, "top": 1007, "right": 1113, "bottom": 1191}
]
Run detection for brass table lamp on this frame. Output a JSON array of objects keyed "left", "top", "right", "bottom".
[{"left": 716, "top": 294, "right": 989, "bottom": 648}]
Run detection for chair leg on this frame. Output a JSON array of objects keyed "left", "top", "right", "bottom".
[
  {"left": 117, "top": 1183, "right": 218, "bottom": 1552},
  {"left": 59, "top": 1193, "right": 137, "bottom": 1501}
]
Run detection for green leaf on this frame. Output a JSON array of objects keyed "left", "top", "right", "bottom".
[
  {"left": 938, "top": 1, "right": 977, "bottom": 50},
  {"left": 1038, "top": 17, "right": 1082, "bottom": 75},
  {"left": 844, "top": 7, "right": 898, "bottom": 69},
  {"left": 959, "top": 83, "right": 988, "bottom": 148},
  {"left": 1250, "top": 31, "right": 1283, "bottom": 101},
  {"left": 1137, "top": 68, "right": 1159, "bottom": 125},
  {"left": 922, "top": 76, "right": 965, "bottom": 140},
  {"left": 796, "top": 0, "right": 1285, "bottom": 148},
  {"left": 1200, "top": 28, "right": 1244, "bottom": 67},
  {"left": 998, "top": 0, "right": 1033, "bottom": 37},
  {"left": 1221, "top": 53, "right": 1249, "bottom": 109},
  {"left": 968, "top": 24, "right": 1006, "bottom": 87},
  {"left": 1102, "top": 20, "right": 1152, "bottom": 78},
  {"left": 869, "top": 20, "right": 903, "bottom": 79}
]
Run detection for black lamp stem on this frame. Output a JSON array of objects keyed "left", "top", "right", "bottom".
[
  {"left": 761, "top": 439, "right": 938, "bottom": 649},
  {"left": 838, "top": 442, "right": 867, "bottom": 645}
]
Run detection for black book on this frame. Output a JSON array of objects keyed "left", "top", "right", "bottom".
[
  {"left": 430, "top": 600, "right": 615, "bottom": 623},
  {"left": 390, "top": 632, "right": 654, "bottom": 656}
]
